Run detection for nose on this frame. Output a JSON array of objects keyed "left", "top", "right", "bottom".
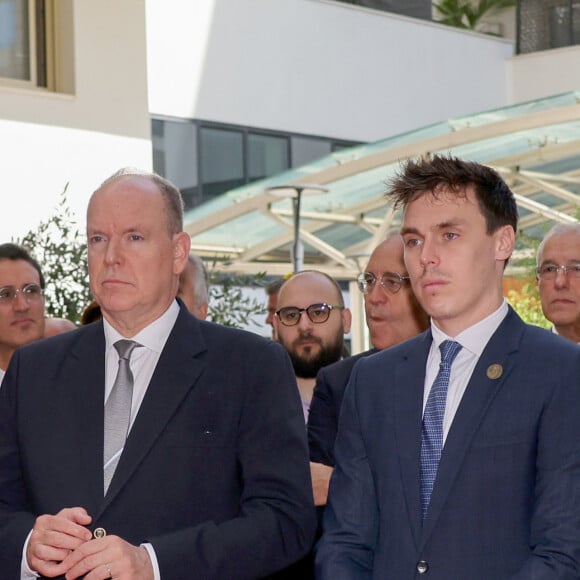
[
  {"left": 419, "top": 238, "right": 438, "bottom": 269},
  {"left": 103, "top": 238, "right": 121, "bottom": 265},
  {"left": 12, "top": 291, "right": 30, "bottom": 311},
  {"left": 297, "top": 310, "right": 314, "bottom": 330},
  {"left": 553, "top": 268, "right": 569, "bottom": 289},
  {"left": 366, "top": 280, "right": 388, "bottom": 305}
]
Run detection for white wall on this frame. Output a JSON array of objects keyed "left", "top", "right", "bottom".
[
  {"left": 0, "top": 0, "right": 151, "bottom": 240},
  {"left": 508, "top": 45, "right": 580, "bottom": 103},
  {"left": 146, "top": 0, "right": 514, "bottom": 142}
]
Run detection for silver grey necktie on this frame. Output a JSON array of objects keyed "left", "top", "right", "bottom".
[{"left": 103, "top": 339, "right": 140, "bottom": 494}]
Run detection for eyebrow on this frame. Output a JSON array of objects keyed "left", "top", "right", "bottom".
[{"left": 401, "top": 219, "right": 467, "bottom": 237}]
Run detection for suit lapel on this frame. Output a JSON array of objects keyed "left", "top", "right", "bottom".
[
  {"left": 97, "top": 310, "right": 207, "bottom": 514},
  {"left": 420, "top": 308, "right": 524, "bottom": 545},
  {"left": 394, "top": 330, "right": 433, "bottom": 549},
  {"left": 59, "top": 322, "right": 106, "bottom": 515}
]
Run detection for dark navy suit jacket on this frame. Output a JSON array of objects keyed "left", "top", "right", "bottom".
[
  {"left": 0, "top": 305, "right": 316, "bottom": 579},
  {"left": 308, "top": 350, "right": 376, "bottom": 467},
  {"left": 316, "top": 308, "right": 580, "bottom": 579}
]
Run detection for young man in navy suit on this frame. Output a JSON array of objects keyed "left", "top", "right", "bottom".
[
  {"left": 316, "top": 155, "right": 580, "bottom": 579},
  {"left": 0, "top": 169, "right": 315, "bottom": 579}
]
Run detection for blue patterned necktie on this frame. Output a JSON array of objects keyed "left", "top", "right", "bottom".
[{"left": 420, "top": 339, "right": 462, "bottom": 520}]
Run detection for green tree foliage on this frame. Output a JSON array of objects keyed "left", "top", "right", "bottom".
[
  {"left": 434, "top": 0, "right": 515, "bottom": 31},
  {"left": 505, "top": 232, "right": 550, "bottom": 328},
  {"left": 506, "top": 282, "right": 550, "bottom": 329},
  {"left": 14, "top": 187, "right": 91, "bottom": 324},
  {"left": 208, "top": 270, "right": 267, "bottom": 329}
]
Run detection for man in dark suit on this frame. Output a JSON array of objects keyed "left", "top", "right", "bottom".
[
  {"left": 316, "top": 155, "right": 580, "bottom": 578},
  {"left": 308, "top": 234, "right": 428, "bottom": 471},
  {"left": 0, "top": 169, "right": 315, "bottom": 579}
]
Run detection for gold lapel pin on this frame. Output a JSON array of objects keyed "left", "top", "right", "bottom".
[
  {"left": 486, "top": 364, "right": 503, "bottom": 380},
  {"left": 93, "top": 527, "right": 107, "bottom": 539}
]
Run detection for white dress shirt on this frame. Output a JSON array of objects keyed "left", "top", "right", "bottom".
[
  {"left": 423, "top": 300, "right": 508, "bottom": 443},
  {"left": 21, "top": 300, "right": 180, "bottom": 580}
]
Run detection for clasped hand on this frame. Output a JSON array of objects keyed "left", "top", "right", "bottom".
[{"left": 27, "top": 507, "right": 153, "bottom": 579}]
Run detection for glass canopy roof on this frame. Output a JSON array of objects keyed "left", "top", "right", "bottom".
[{"left": 184, "top": 91, "right": 580, "bottom": 279}]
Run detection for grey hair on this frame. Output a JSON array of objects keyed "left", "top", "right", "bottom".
[{"left": 537, "top": 222, "right": 580, "bottom": 264}]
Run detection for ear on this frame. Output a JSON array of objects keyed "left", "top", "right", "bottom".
[
  {"left": 341, "top": 307, "right": 352, "bottom": 334},
  {"left": 172, "top": 232, "right": 191, "bottom": 275},
  {"left": 494, "top": 225, "right": 515, "bottom": 263},
  {"left": 198, "top": 302, "right": 209, "bottom": 321}
]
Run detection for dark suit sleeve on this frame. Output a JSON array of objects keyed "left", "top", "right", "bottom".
[
  {"left": 509, "top": 345, "right": 580, "bottom": 579},
  {"left": 0, "top": 355, "right": 36, "bottom": 578},
  {"left": 308, "top": 366, "right": 339, "bottom": 467},
  {"left": 150, "top": 339, "right": 317, "bottom": 580},
  {"left": 315, "top": 363, "right": 378, "bottom": 579}
]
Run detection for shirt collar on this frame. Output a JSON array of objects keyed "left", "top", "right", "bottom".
[
  {"left": 430, "top": 300, "right": 509, "bottom": 357},
  {"left": 103, "top": 300, "right": 180, "bottom": 355}
]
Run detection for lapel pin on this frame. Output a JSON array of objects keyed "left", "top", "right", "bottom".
[
  {"left": 93, "top": 527, "right": 107, "bottom": 539},
  {"left": 486, "top": 364, "right": 503, "bottom": 380}
]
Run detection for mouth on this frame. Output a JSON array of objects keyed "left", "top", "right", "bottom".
[{"left": 422, "top": 278, "right": 447, "bottom": 291}]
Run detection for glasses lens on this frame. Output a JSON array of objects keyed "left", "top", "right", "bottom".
[
  {"left": 306, "top": 304, "right": 331, "bottom": 324},
  {"left": 278, "top": 307, "right": 301, "bottom": 326},
  {"left": 0, "top": 287, "right": 15, "bottom": 301},
  {"left": 572, "top": 265, "right": 580, "bottom": 278},
  {"left": 23, "top": 284, "right": 42, "bottom": 298},
  {"left": 381, "top": 274, "right": 403, "bottom": 294},
  {"left": 357, "top": 272, "right": 376, "bottom": 294}
]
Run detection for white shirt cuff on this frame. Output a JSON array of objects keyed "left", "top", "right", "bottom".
[
  {"left": 141, "top": 542, "right": 161, "bottom": 580},
  {"left": 21, "top": 529, "right": 40, "bottom": 578}
]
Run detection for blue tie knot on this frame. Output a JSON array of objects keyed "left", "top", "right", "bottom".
[{"left": 439, "top": 340, "right": 462, "bottom": 367}]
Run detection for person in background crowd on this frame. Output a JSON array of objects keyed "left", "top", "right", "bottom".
[
  {"left": 0, "top": 243, "right": 45, "bottom": 382},
  {"left": 80, "top": 299, "right": 102, "bottom": 325},
  {"left": 265, "top": 277, "right": 285, "bottom": 338},
  {"left": 274, "top": 270, "right": 351, "bottom": 423},
  {"left": 177, "top": 253, "right": 209, "bottom": 319},
  {"left": 0, "top": 168, "right": 315, "bottom": 580},
  {"left": 308, "top": 234, "right": 429, "bottom": 505},
  {"left": 44, "top": 317, "right": 77, "bottom": 338},
  {"left": 536, "top": 222, "right": 580, "bottom": 343},
  {"left": 317, "top": 155, "right": 580, "bottom": 579}
]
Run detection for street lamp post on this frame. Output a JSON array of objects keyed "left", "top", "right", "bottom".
[{"left": 267, "top": 184, "right": 329, "bottom": 273}]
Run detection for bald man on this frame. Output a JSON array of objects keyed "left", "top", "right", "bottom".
[{"left": 274, "top": 270, "right": 351, "bottom": 421}]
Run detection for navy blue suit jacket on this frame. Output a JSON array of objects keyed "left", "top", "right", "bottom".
[
  {"left": 316, "top": 308, "right": 580, "bottom": 579},
  {"left": 0, "top": 305, "right": 316, "bottom": 579},
  {"left": 308, "top": 350, "right": 376, "bottom": 467}
]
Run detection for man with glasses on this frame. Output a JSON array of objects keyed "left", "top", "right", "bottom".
[
  {"left": 274, "top": 270, "right": 352, "bottom": 423},
  {"left": 308, "top": 234, "right": 428, "bottom": 496},
  {"left": 536, "top": 222, "right": 580, "bottom": 343},
  {"left": 0, "top": 243, "right": 46, "bottom": 382},
  {"left": 272, "top": 269, "right": 351, "bottom": 579}
]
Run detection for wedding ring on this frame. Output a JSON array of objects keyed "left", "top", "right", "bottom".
[{"left": 105, "top": 563, "right": 113, "bottom": 578}]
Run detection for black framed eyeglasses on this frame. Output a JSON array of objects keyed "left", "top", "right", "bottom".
[
  {"left": 536, "top": 263, "right": 580, "bottom": 281},
  {"left": 0, "top": 283, "right": 44, "bottom": 304},
  {"left": 356, "top": 271, "right": 410, "bottom": 295},
  {"left": 275, "top": 303, "right": 344, "bottom": 327}
]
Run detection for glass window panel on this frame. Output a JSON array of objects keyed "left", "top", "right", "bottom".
[
  {"left": 0, "top": 0, "right": 30, "bottom": 80},
  {"left": 200, "top": 127, "right": 244, "bottom": 201},
  {"left": 152, "top": 119, "right": 199, "bottom": 210},
  {"left": 291, "top": 137, "right": 332, "bottom": 168},
  {"left": 248, "top": 133, "right": 289, "bottom": 181}
]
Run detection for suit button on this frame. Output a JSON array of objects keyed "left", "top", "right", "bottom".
[{"left": 417, "top": 560, "right": 429, "bottom": 574}]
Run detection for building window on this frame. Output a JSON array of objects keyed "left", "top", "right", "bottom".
[
  {"left": 200, "top": 126, "right": 245, "bottom": 201},
  {"left": 152, "top": 117, "right": 360, "bottom": 210},
  {"left": 0, "top": 0, "right": 50, "bottom": 87}
]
